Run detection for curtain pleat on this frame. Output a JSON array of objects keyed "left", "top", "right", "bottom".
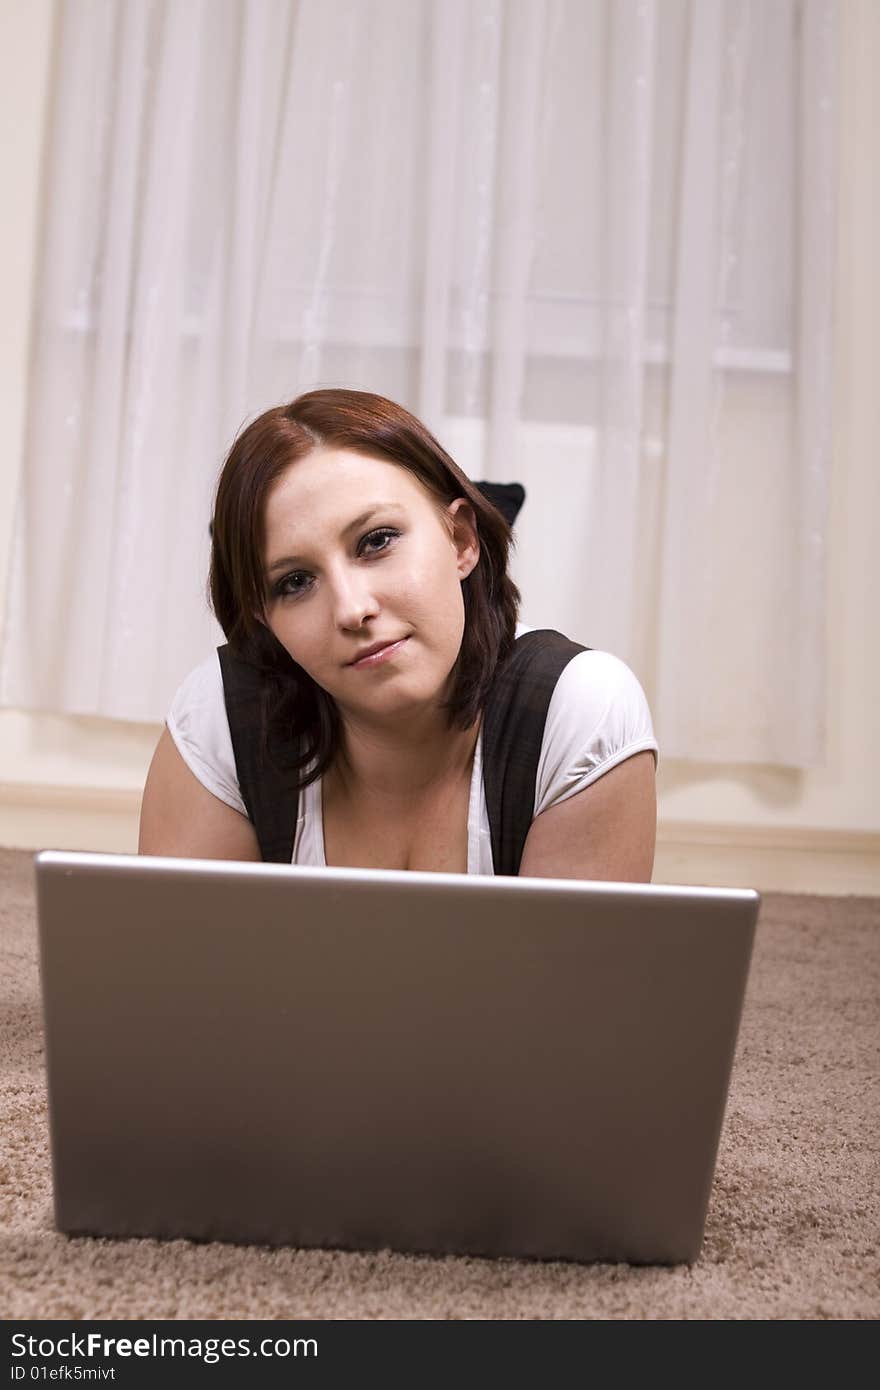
[{"left": 418, "top": 0, "right": 467, "bottom": 433}]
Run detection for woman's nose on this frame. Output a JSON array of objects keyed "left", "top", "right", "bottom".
[{"left": 329, "top": 564, "right": 379, "bottom": 630}]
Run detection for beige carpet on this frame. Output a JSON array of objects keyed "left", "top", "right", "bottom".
[{"left": 1, "top": 847, "right": 877, "bottom": 1320}]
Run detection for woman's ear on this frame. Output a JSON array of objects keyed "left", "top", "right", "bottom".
[{"left": 447, "top": 497, "right": 480, "bottom": 580}]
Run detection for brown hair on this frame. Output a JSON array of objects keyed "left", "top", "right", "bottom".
[{"left": 209, "top": 388, "right": 520, "bottom": 787}]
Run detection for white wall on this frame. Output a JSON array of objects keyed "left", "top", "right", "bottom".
[{"left": 1, "top": 0, "right": 877, "bottom": 892}]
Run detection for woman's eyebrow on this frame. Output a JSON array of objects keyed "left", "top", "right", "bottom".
[{"left": 265, "top": 503, "right": 406, "bottom": 575}]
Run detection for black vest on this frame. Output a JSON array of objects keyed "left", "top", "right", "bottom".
[{"left": 218, "top": 628, "right": 588, "bottom": 876}]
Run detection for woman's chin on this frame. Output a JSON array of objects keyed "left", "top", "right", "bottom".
[{"left": 339, "top": 681, "right": 449, "bottom": 725}]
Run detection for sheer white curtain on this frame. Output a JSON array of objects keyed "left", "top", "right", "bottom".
[{"left": 1, "top": 0, "right": 837, "bottom": 766}]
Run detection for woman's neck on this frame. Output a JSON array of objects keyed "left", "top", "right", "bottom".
[{"left": 327, "top": 708, "right": 481, "bottom": 807}]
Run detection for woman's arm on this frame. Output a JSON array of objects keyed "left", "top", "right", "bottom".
[
  {"left": 138, "top": 728, "right": 261, "bottom": 861},
  {"left": 518, "top": 749, "right": 656, "bottom": 882}
]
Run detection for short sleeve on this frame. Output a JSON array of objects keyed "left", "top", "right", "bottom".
[
  {"left": 165, "top": 653, "right": 248, "bottom": 817},
  {"left": 533, "top": 650, "right": 659, "bottom": 817}
]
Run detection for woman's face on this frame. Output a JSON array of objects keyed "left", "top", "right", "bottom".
[{"left": 261, "top": 447, "right": 480, "bottom": 722}]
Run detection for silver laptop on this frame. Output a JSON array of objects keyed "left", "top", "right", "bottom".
[{"left": 34, "top": 850, "right": 759, "bottom": 1265}]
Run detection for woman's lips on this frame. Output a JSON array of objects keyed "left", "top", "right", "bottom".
[{"left": 349, "top": 637, "right": 410, "bottom": 669}]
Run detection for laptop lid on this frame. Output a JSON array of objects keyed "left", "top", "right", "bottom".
[{"left": 35, "top": 850, "right": 759, "bottom": 1265}]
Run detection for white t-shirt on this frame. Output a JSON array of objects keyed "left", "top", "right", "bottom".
[{"left": 166, "top": 625, "right": 659, "bottom": 874}]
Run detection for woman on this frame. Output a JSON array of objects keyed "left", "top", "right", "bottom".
[{"left": 139, "top": 389, "right": 658, "bottom": 879}]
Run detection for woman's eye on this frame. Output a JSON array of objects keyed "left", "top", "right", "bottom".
[
  {"left": 359, "top": 527, "right": 400, "bottom": 557},
  {"left": 274, "top": 571, "right": 312, "bottom": 599}
]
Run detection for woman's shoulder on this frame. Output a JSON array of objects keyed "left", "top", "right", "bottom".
[
  {"left": 165, "top": 650, "right": 246, "bottom": 816},
  {"left": 514, "top": 624, "right": 643, "bottom": 694},
  {"left": 531, "top": 639, "right": 659, "bottom": 816},
  {"left": 168, "top": 650, "right": 226, "bottom": 711},
  {"left": 552, "top": 645, "right": 652, "bottom": 717},
  {"left": 513, "top": 624, "right": 645, "bottom": 700}
]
